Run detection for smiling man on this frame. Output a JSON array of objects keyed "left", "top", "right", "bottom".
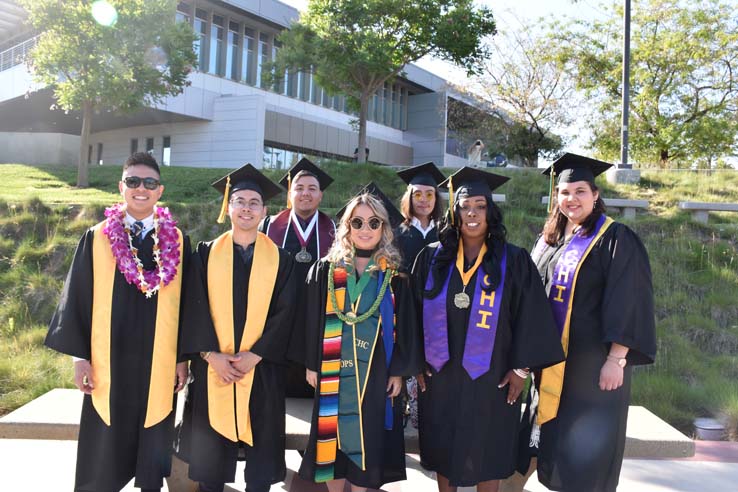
[
  {"left": 46, "top": 152, "right": 190, "bottom": 492},
  {"left": 259, "top": 157, "right": 335, "bottom": 398},
  {"left": 177, "top": 164, "right": 296, "bottom": 492}
]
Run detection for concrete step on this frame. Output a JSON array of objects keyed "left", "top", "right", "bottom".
[{"left": 0, "top": 389, "right": 694, "bottom": 459}]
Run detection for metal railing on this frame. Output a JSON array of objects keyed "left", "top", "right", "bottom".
[{"left": 0, "top": 35, "right": 39, "bottom": 73}]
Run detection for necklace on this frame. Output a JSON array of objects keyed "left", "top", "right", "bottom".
[
  {"left": 328, "top": 261, "right": 392, "bottom": 325},
  {"left": 454, "top": 240, "right": 487, "bottom": 309},
  {"left": 103, "top": 203, "right": 181, "bottom": 298}
]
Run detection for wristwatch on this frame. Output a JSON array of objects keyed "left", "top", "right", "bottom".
[
  {"left": 607, "top": 355, "right": 627, "bottom": 368},
  {"left": 200, "top": 351, "right": 212, "bottom": 361}
]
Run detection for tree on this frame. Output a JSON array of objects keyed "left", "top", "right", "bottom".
[
  {"left": 548, "top": 0, "right": 738, "bottom": 168},
  {"left": 21, "top": 0, "right": 197, "bottom": 187},
  {"left": 267, "top": 0, "right": 496, "bottom": 163}
]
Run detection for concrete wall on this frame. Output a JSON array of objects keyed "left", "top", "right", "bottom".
[
  {"left": 405, "top": 92, "right": 447, "bottom": 166},
  {"left": 0, "top": 132, "right": 79, "bottom": 165}
]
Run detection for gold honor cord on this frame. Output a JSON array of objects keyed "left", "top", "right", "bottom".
[
  {"left": 217, "top": 176, "right": 231, "bottom": 224},
  {"left": 454, "top": 240, "right": 488, "bottom": 308},
  {"left": 90, "top": 222, "right": 183, "bottom": 427},
  {"left": 207, "top": 231, "right": 279, "bottom": 444}
]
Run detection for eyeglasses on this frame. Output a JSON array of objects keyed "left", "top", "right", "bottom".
[
  {"left": 350, "top": 216, "right": 383, "bottom": 231},
  {"left": 123, "top": 176, "right": 161, "bottom": 190},
  {"left": 229, "top": 198, "right": 263, "bottom": 211},
  {"left": 412, "top": 190, "right": 435, "bottom": 201}
]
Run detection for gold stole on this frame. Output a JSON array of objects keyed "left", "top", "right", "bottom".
[
  {"left": 90, "top": 222, "right": 184, "bottom": 428},
  {"left": 206, "top": 231, "right": 279, "bottom": 445},
  {"left": 537, "top": 217, "right": 614, "bottom": 425}
]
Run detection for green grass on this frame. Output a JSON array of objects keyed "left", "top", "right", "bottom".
[{"left": 0, "top": 162, "right": 737, "bottom": 438}]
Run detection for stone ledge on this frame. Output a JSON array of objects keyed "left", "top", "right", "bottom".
[
  {"left": 678, "top": 201, "right": 738, "bottom": 224},
  {"left": 1, "top": 390, "right": 693, "bottom": 459},
  {"left": 541, "top": 196, "right": 649, "bottom": 219}
]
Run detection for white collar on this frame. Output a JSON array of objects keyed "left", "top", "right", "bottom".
[
  {"left": 411, "top": 217, "right": 435, "bottom": 238},
  {"left": 125, "top": 212, "right": 155, "bottom": 233}
]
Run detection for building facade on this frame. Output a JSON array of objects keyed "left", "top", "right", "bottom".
[{"left": 0, "top": 0, "right": 473, "bottom": 169}]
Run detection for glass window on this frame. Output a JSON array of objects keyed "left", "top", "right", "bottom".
[
  {"left": 242, "top": 28, "right": 256, "bottom": 85},
  {"left": 146, "top": 137, "right": 154, "bottom": 154},
  {"left": 310, "top": 74, "right": 321, "bottom": 104},
  {"left": 87, "top": 144, "right": 92, "bottom": 165},
  {"left": 322, "top": 88, "right": 331, "bottom": 108},
  {"left": 162, "top": 136, "right": 171, "bottom": 166},
  {"left": 226, "top": 22, "right": 239, "bottom": 80},
  {"left": 209, "top": 15, "right": 225, "bottom": 76},
  {"left": 392, "top": 84, "right": 400, "bottom": 128},
  {"left": 383, "top": 83, "right": 391, "bottom": 126},
  {"left": 399, "top": 87, "right": 405, "bottom": 129},
  {"left": 257, "top": 33, "right": 269, "bottom": 88},
  {"left": 300, "top": 71, "right": 312, "bottom": 101},
  {"left": 96, "top": 143, "right": 103, "bottom": 165},
  {"left": 194, "top": 9, "right": 208, "bottom": 71},
  {"left": 373, "top": 87, "right": 382, "bottom": 123},
  {"left": 176, "top": 2, "right": 191, "bottom": 23},
  {"left": 130, "top": 138, "right": 138, "bottom": 154},
  {"left": 272, "top": 40, "right": 284, "bottom": 93}
]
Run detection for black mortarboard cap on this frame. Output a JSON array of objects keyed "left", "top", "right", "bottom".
[
  {"left": 396, "top": 162, "right": 445, "bottom": 187},
  {"left": 278, "top": 157, "right": 334, "bottom": 190},
  {"left": 336, "top": 182, "right": 404, "bottom": 229},
  {"left": 438, "top": 166, "right": 509, "bottom": 199},
  {"left": 211, "top": 163, "right": 283, "bottom": 223},
  {"left": 542, "top": 153, "right": 612, "bottom": 184}
]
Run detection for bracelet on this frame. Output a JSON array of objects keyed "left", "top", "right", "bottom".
[
  {"left": 513, "top": 368, "right": 530, "bottom": 379},
  {"left": 200, "top": 351, "right": 212, "bottom": 361}
]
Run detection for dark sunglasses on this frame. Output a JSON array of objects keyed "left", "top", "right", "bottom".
[
  {"left": 350, "top": 216, "right": 383, "bottom": 231},
  {"left": 124, "top": 176, "right": 161, "bottom": 190}
]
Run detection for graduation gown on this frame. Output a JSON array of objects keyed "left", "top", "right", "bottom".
[
  {"left": 176, "top": 240, "right": 296, "bottom": 485},
  {"left": 298, "top": 260, "right": 423, "bottom": 489},
  {"left": 45, "top": 227, "right": 191, "bottom": 492},
  {"left": 395, "top": 221, "right": 438, "bottom": 274},
  {"left": 260, "top": 212, "right": 335, "bottom": 398},
  {"left": 412, "top": 242, "right": 564, "bottom": 487},
  {"left": 532, "top": 222, "right": 656, "bottom": 492}
]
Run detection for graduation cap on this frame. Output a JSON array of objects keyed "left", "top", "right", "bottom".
[
  {"left": 438, "top": 167, "right": 509, "bottom": 226},
  {"left": 336, "top": 182, "right": 404, "bottom": 229},
  {"left": 211, "top": 163, "right": 283, "bottom": 223},
  {"left": 542, "top": 153, "right": 613, "bottom": 212},
  {"left": 396, "top": 162, "right": 445, "bottom": 187},
  {"left": 278, "top": 158, "right": 334, "bottom": 208}
]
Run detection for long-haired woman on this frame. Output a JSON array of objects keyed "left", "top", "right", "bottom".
[
  {"left": 412, "top": 167, "right": 564, "bottom": 492},
  {"left": 298, "top": 190, "right": 422, "bottom": 492}
]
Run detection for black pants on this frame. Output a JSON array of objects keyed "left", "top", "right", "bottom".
[{"left": 198, "top": 481, "right": 270, "bottom": 492}]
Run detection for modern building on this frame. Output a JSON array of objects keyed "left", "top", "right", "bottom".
[{"left": 0, "top": 0, "right": 476, "bottom": 169}]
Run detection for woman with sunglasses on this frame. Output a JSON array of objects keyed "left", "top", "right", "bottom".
[
  {"left": 395, "top": 162, "right": 446, "bottom": 273},
  {"left": 298, "top": 190, "right": 422, "bottom": 492},
  {"left": 412, "top": 167, "right": 564, "bottom": 492}
]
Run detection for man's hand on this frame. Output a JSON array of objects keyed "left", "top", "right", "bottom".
[
  {"left": 386, "top": 376, "right": 403, "bottom": 397},
  {"left": 207, "top": 352, "right": 245, "bottom": 384},
  {"left": 74, "top": 360, "right": 94, "bottom": 395},
  {"left": 174, "top": 361, "right": 189, "bottom": 393},
  {"left": 306, "top": 369, "right": 318, "bottom": 388},
  {"left": 232, "top": 351, "right": 262, "bottom": 375},
  {"left": 498, "top": 370, "right": 526, "bottom": 405}
]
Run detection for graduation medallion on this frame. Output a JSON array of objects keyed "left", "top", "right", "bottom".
[
  {"left": 295, "top": 247, "right": 312, "bottom": 263},
  {"left": 454, "top": 292, "right": 471, "bottom": 309}
]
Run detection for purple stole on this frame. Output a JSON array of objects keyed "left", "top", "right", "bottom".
[
  {"left": 423, "top": 245, "right": 508, "bottom": 379},
  {"left": 265, "top": 209, "right": 335, "bottom": 258}
]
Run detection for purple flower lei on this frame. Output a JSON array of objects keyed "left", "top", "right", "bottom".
[{"left": 102, "top": 203, "right": 181, "bottom": 298}]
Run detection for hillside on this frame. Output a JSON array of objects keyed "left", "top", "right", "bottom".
[{"left": 1, "top": 162, "right": 737, "bottom": 437}]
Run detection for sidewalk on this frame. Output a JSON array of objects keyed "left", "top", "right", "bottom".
[{"left": 1, "top": 440, "right": 737, "bottom": 491}]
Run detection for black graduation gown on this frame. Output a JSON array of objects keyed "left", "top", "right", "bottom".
[
  {"left": 412, "top": 242, "right": 564, "bottom": 487},
  {"left": 45, "top": 227, "right": 191, "bottom": 492},
  {"left": 395, "top": 221, "right": 438, "bottom": 274},
  {"left": 175, "top": 240, "right": 296, "bottom": 486},
  {"left": 298, "top": 260, "right": 423, "bottom": 489},
  {"left": 532, "top": 222, "right": 656, "bottom": 492},
  {"left": 259, "top": 214, "right": 333, "bottom": 398}
]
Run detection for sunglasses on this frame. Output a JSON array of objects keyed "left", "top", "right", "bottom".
[
  {"left": 350, "top": 216, "right": 383, "bottom": 231},
  {"left": 412, "top": 190, "right": 435, "bottom": 201},
  {"left": 123, "top": 176, "right": 161, "bottom": 190}
]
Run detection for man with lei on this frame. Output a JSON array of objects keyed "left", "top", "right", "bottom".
[
  {"left": 175, "top": 164, "right": 297, "bottom": 492},
  {"left": 46, "top": 152, "right": 189, "bottom": 492}
]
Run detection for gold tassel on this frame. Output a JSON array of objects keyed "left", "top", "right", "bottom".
[
  {"left": 448, "top": 176, "right": 455, "bottom": 225},
  {"left": 286, "top": 171, "right": 292, "bottom": 209},
  {"left": 547, "top": 168, "right": 556, "bottom": 214},
  {"left": 217, "top": 176, "right": 231, "bottom": 224}
]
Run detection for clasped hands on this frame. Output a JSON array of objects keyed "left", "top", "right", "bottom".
[
  {"left": 208, "top": 351, "right": 262, "bottom": 384},
  {"left": 415, "top": 367, "right": 527, "bottom": 405}
]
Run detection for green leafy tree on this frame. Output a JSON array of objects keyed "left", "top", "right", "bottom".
[
  {"left": 268, "top": 0, "right": 496, "bottom": 163},
  {"left": 21, "top": 0, "right": 197, "bottom": 186},
  {"left": 549, "top": 0, "right": 738, "bottom": 168}
]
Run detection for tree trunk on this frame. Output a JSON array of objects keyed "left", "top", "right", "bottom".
[
  {"left": 357, "top": 93, "right": 369, "bottom": 164},
  {"left": 77, "top": 100, "right": 93, "bottom": 188},
  {"left": 659, "top": 149, "right": 669, "bottom": 169}
]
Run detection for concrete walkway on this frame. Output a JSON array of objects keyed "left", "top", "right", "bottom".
[{"left": 2, "top": 440, "right": 737, "bottom": 491}]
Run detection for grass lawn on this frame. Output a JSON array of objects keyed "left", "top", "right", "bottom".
[{"left": 1, "top": 162, "right": 737, "bottom": 438}]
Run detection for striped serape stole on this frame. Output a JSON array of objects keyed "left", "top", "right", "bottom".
[{"left": 314, "top": 265, "right": 347, "bottom": 482}]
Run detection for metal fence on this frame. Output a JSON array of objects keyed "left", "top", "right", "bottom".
[{"left": 0, "top": 35, "right": 39, "bottom": 73}]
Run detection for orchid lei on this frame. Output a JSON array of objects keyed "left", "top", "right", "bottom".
[{"left": 103, "top": 203, "right": 180, "bottom": 298}]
